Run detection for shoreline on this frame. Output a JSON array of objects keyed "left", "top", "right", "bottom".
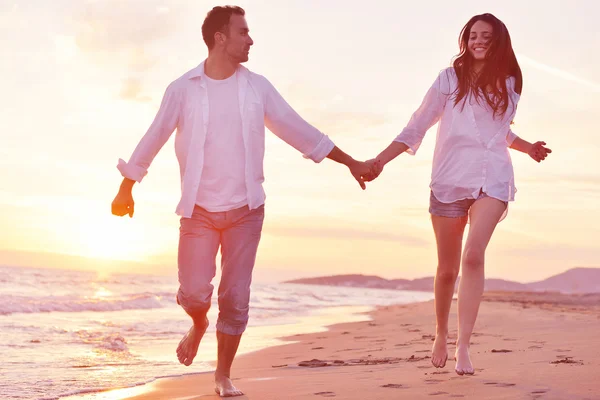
[
  {"left": 61, "top": 290, "right": 599, "bottom": 400},
  {"left": 57, "top": 303, "right": 395, "bottom": 400}
]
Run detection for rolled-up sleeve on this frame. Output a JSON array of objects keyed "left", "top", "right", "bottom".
[
  {"left": 117, "top": 82, "right": 181, "bottom": 182},
  {"left": 394, "top": 70, "right": 449, "bottom": 155},
  {"left": 506, "top": 128, "right": 518, "bottom": 146},
  {"left": 262, "top": 77, "right": 335, "bottom": 163}
]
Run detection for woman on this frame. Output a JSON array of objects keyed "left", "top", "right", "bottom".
[{"left": 367, "top": 13, "right": 551, "bottom": 375}]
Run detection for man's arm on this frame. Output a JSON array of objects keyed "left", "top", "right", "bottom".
[
  {"left": 117, "top": 82, "right": 181, "bottom": 182},
  {"left": 261, "top": 76, "right": 372, "bottom": 189},
  {"left": 262, "top": 77, "right": 334, "bottom": 162},
  {"left": 326, "top": 146, "right": 374, "bottom": 190},
  {"left": 112, "top": 82, "right": 181, "bottom": 217}
]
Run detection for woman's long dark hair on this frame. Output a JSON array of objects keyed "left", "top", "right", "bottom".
[{"left": 452, "top": 13, "right": 522, "bottom": 118}]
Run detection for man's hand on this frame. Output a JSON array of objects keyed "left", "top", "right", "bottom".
[
  {"left": 528, "top": 141, "right": 552, "bottom": 163},
  {"left": 112, "top": 190, "right": 135, "bottom": 217},
  {"left": 112, "top": 179, "right": 136, "bottom": 217}
]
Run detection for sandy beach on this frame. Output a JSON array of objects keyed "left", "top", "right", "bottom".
[{"left": 85, "top": 290, "right": 599, "bottom": 400}]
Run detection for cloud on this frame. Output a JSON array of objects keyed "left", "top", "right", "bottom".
[
  {"left": 119, "top": 77, "right": 152, "bottom": 102},
  {"left": 71, "top": 1, "right": 183, "bottom": 101}
]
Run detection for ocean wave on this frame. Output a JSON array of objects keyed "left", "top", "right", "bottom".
[
  {"left": 0, "top": 293, "right": 177, "bottom": 315},
  {"left": 74, "top": 331, "right": 129, "bottom": 352}
]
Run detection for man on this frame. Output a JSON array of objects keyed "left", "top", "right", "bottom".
[{"left": 111, "top": 5, "right": 373, "bottom": 397}]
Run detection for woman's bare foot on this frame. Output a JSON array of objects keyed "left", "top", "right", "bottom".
[
  {"left": 454, "top": 345, "right": 475, "bottom": 375},
  {"left": 431, "top": 333, "right": 448, "bottom": 368},
  {"left": 215, "top": 374, "right": 244, "bottom": 397},
  {"left": 176, "top": 318, "right": 208, "bottom": 366}
]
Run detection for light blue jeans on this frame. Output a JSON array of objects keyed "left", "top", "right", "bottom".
[{"left": 176, "top": 204, "right": 264, "bottom": 336}]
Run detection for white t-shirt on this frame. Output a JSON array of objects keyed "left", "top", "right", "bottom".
[{"left": 195, "top": 72, "right": 247, "bottom": 212}]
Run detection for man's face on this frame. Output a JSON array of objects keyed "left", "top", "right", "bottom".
[{"left": 223, "top": 14, "right": 253, "bottom": 63}]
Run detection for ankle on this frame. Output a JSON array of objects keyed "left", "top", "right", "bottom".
[
  {"left": 193, "top": 317, "right": 208, "bottom": 329},
  {"left": 435, "top": 330, "right": 448, "bottom": 338},
  {"left": 215, "top": 370, "right": 230, "bottom": 380},
  {"left": 455, "top": 340, "right": 470, "bottom": 350}
]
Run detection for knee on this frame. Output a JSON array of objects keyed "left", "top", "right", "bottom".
[
  {"left": 462, "top": 247, "right": 485, "bottom": 271},
  {"left": 218, "top": 285, "right": 250, "bottom": 315},
  {"left": 177, "top": 286, "right": 212, "bottom": 316},
  {"left": 436, "top": 266, "right": 459, "bottom": 284},
  {"left": 217, "top": 285, "right": 251, "bottom": 335}
]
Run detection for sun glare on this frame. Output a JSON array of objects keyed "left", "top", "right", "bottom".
[{"left": 62, "top": 215, "right": 166, "bottom": 262}]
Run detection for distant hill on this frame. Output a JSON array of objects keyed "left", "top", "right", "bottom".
[
  {"left": 284, "top": 267, "right": 600, "bottom": 294},
  {"left": 526, "top": 268, "right": 600, "bottom": 293}
]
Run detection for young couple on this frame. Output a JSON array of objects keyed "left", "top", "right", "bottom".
[{"left": 111, "top": 6, "right": 551, "bottom": 397}]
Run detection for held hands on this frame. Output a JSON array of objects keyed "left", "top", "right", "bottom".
[
  {"left": 348, "top": 158, "right": 384, "bottom": 189},
  {"left": 528, "top": 141, "right": 552, "bottom": 163},
  {"left": 363, "top": 158, "right": 383, "bottom": 182}
]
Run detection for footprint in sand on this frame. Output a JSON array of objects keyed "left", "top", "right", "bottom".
[
  {"left": 381, "top": 384, "right": 406, "bottom": 389},
  {"left": 429, "top": 391, "right": 450, "bottom": 396},
  {"left": 314, "top": 392, "right": 336, "bottom": 397},
  {"left": 407, "top": 355, "right": 431, "bottom": 362},
  {"left": 551, "top": 357, "right": 583, "bottom": 365},
  {"left": 531, "top": 389, "right": 549, "bottom": 398},
  {"left": 299, "top": 359, "right": 329, "bottom": 367},
  {"left": 484, "top": 382, "right": 516, "bottom": 387},
  {"left": 491, "top": 349, "right": 513, "bottom": 353},
  {"left": 425, "top": 379, "right": 444, "bottom": 384},
  {"left": 312, "top": 347, "right": 325, "bottom": 350},
  {"left": 432, "top": 371, "right": 450, "bottom": 375}
]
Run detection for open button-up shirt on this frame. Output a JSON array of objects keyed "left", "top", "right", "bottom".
[
  {"left": 118, "top": 61, "right": 335, "bottom": 218},
  {"left": 394, "top": 68, "right": 520, "bottom": 204}
]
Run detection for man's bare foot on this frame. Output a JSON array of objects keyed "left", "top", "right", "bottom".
[
  {"left": 431, "top": 333, "right": 448, "bottom": 368},
  {"left": 215, "top": 374, "right": 244, "bottom": 397},
  {"left": 176, "top": 318, "right": 208, "bottom": 366},
  {"left": 454, "top": 345, "right": 474, "bottom": 375}
]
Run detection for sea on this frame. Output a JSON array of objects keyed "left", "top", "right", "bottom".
[{"left": 0, "top": 265, "right": 433, "bottom": 400}]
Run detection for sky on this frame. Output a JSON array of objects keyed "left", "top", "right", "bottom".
[{"left": 1, "top": 0, "right": 599, "bottom": 283}]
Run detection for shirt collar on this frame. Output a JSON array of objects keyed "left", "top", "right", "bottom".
[{"left": 188, "top": 60, "right": 249, "bottom": 81}]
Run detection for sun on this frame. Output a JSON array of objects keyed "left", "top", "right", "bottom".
[{"left": 65, "top": 214, "right": 168, "bottom": 262}]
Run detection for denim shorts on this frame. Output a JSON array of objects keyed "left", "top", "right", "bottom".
[{"left": 429, "top": 191, "right": 507, "bottom": 218}]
